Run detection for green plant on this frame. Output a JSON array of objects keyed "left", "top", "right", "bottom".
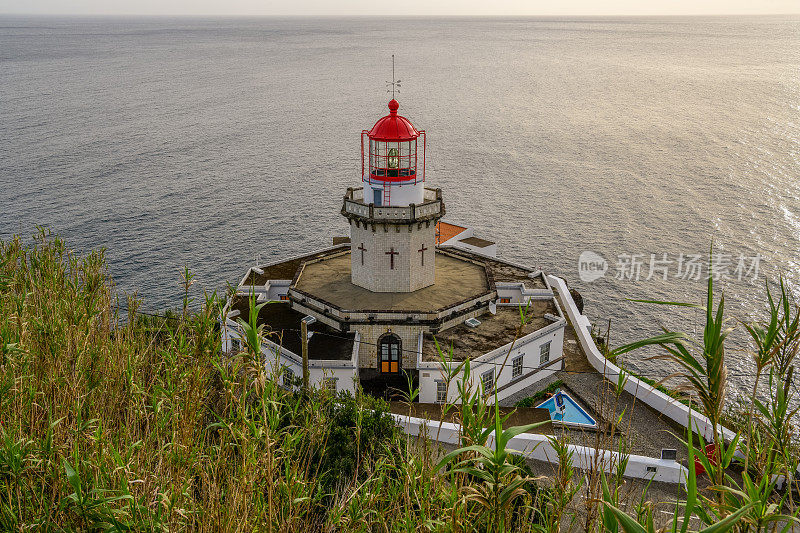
[
  {"left": 436, "top": 396, "right": 546, "bottom": 532},
  {"left": 773, "top": 277, "right": 800, "bottom": 379},
  {"left": 602, "top": 409, "right": 753, "bottom": 533},
  {"left": 61, "top": 458, "right": 133, "bottom": 529},
  {"left": 6, "top": 231, "right": 800, "bottom": 531},
  {"left": 753, "top": 369, "right": 800, "bottom": 508},
  {"left": 612, "top": 247, "right": 732, "bottom": 494},
  {"left": 740, "top": 280, "right": 783, "bottom": 473},
  {"left": 315, "top": 392, "right": 397, "bottom": 495},
  {"left": 542, "top": 434, "right": 582, "bottom": 533},
  {"left": 514, "top": 380, "right": 564, "bottom": 408}
]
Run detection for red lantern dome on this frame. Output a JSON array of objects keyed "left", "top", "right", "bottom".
[
  {"left": 361, "top": 100, "right": 426, "bottom": 207},
  {"left": 367, "top": 99, "right": 420, "bottom": 141}
]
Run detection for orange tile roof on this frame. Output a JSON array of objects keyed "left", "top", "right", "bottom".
[{"left": 436, "top": 222, "right": 467, "bottom": 245}]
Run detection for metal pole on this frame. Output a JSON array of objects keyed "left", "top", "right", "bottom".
[
  {"left": 301, "top": 320, "right": 309, "bottom": 391},
  {"left": 301, "top": 316, "right": 316, "bottom": 392}
]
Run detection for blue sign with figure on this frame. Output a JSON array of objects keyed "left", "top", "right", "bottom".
[{"left": 554, "top": 389, "right": 565, "bottom": 411}]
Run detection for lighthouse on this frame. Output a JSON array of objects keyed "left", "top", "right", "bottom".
[
  {"left": 342, "top": 99, "right": 444, "bottom": 293},
  {"left": 225, "top": 86, "right": 567, "bottom": 404}
]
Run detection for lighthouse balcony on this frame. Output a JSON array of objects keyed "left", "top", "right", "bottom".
[{"left": 342, "top": 186, "right": 444, "bottom": 224}]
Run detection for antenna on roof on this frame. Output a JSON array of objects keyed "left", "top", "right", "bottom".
[{"left": 386, "top": 54, "right": 401, "bottom": 99}]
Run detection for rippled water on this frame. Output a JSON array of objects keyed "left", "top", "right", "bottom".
[{"left": 2, "top": 15, "right": 799, "bottom": 397}]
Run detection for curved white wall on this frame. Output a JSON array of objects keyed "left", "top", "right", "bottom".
[
  {"left": 395, "top": 415, "right": 689, "bottom": 486},
  {"left": 363, "top": 179, "right": 424, "bottom": 207},
  {"left": 547, "top": 275, "right": 736, "bottom": 444}
]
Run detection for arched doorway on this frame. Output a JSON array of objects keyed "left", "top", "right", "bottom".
[{"left": 378, "top": 334, "right": 401, "bottom": 374}]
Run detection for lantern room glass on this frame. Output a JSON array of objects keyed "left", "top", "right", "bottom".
[{"left": 369, "top": 139, "right": 417, "bottom": 180}]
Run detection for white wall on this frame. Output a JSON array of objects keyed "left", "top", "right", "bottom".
[
  {"left": 496, "top": 282, "right": 555, "bottom": 305},
  {"left": 222, "top": 319, "right": 360, "bottom": 395},
  {"left": 547, "top": 275, "right": 736, "bottom": 444},
  {"left": 395, "top": 415, "right": 688, "bottom": 486},
  {"left": 417, "top": 320, "right": 566, "bottom": 405},
  {"left": 266, "top": 280, "right": 291, "bottom": 301}
]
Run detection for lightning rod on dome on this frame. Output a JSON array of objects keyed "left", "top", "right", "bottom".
[{"left": 386, "top": 54, "right": 401, "bottom": 99}]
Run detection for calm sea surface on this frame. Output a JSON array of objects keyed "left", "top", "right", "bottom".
[{"left": 2, "top": 15, "right": 799, "bottom": 397}]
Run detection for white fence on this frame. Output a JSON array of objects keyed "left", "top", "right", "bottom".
[{"left": 395, "top": 414, "right": 688, "bottom": 486}]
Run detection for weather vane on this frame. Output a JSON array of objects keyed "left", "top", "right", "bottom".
[{"left": 386, "top": 54, "right": 401, "bottom": 99}]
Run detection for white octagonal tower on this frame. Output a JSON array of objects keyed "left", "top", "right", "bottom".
[{"left": 341, "top": 99, "right": 444, "bottom": 293}]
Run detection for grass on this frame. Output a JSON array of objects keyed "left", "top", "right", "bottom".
[
  {"left": 2, "top": 231, "right": 799, "bottom": 531},
  {"left": 0, "top": 231, "right": 552, "bottom": 531}
]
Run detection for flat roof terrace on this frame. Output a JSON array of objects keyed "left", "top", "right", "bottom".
[
  {"left": 242, "top": 246, "right": 347, "bottom": 287},
  {"left": 460, "top": 236, "right": 495, "bottom": 248},
  {"left": 228, "top": 298, "right": 354, "bottom": 360},
  {"left": 421, "top": 300, "right": 559, "bottom": 362},
  {"left": 292, "top": 251, "right": 492, "bottom": 313},
  {"left": 441, "top": 247, "right": 547, "bottom": 288}
]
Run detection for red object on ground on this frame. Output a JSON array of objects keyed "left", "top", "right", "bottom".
[{"left": 694, "top": 443, "right": 719, "bottom": 476}]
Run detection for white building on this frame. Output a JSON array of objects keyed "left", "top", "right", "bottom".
[{"left": 221, "top": 98, "right": 566, "bottom": 404}]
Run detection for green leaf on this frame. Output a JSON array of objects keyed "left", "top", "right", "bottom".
[
  {"left": 611, "top": 332, "right": 689, "bottom": 358},
  {"left": 435, "top": 444, "right": 493, "bottom": 472},
  {"left": 602, "top": 502, "right": 648, "bottom": 533},
  {"left": 496, "top": 420, "right": 547, "bottom": 450},
  {"left": 627, "top": 298, "right": 704, "bottom": 309},
  {"left": 698, "top": 502, "right": 753, "bottom": 533},
  {"left": 600, "top": 474, "right": 619, "bottom": 533},
  {"left": 63, "top": 458, "right": 81, "bottom": 496}
]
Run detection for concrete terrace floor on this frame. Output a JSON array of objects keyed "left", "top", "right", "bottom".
[
  {"left": 294, "top": 251, "right": 491, "bottom": 312},
  {"left": 421, "top": 302, "right": 557, "bottom": 362}
]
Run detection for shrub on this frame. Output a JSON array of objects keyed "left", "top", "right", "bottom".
[
  {"left": 514, "top": 380, "right": 564, "bottom": 408},
  {"left": 314, "top": 391, "right": 397, "bottom": 494}
]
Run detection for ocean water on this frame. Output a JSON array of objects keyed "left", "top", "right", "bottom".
[{"left": 2, "top": 15, "right": 799, "bottom": 397}]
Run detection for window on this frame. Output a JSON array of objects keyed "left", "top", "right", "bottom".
[
  {"left": 512, "top": 356, "right": 523, "bottom": 378},
  {"left": 540, "top": 341, "right": 551, "bottom": 365},
  {"left": 283, "top": 368, "right": 294, "bottom": 389},
  {"left": 373, "top": 187, "right": 382, "bottom": 206},
  {"left": 387, "top": 147, "right": 399, "bottom": 169},
  {"left": 280, "top": 294, "right": 289, "bottom": 301},
  {"left": 369, "top": 139, "right": 417, "bottom": 179},
  {"left": 500, "top": 297, "right": 511, "bottom": 304},
  {"left": 231, "top": 338, "right": 241, "bottom": 353},
  {"left": 323, "top": 377, "right": 337, "bottom": 393},
  {"left": 436, "top": 381, "right": 447, "bottom": 404},
  {"left": 379, "top": 334, "right": 401, "bottom": 373},
  {"left": 481, "top": 370, "right": 494, "bottom": 393}
]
